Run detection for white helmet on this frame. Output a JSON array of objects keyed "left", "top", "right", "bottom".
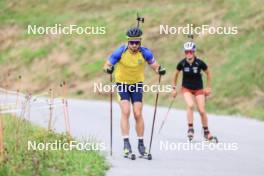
[{"left": 183, "top": 42, "right": 196, "bottom": 51}]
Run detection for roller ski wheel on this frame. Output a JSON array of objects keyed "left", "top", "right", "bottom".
[
  {"left": 123, "top": 140, "right": 136, "bottom": 160},
  {"left": 123, "top": 149, "right": 136, "bottom": 160},
  {"left": 207, "top": 136, "right": 218, "bottom": 143},
  {"left": 187, "top": 128, "right": 194, "bottom": 142},
  {"left": 138, "top": 142, "right": 152, "bottom": 160},
  {"left": 204, "top": 131, "right": 218, "bottom": 143},
  {"left": 139, "top": 152, "right": 152, "bottom": 160}
]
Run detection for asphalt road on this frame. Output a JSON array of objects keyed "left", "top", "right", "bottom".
[{"left": 1, "top": 93, "right": 264, "bottom": 176}]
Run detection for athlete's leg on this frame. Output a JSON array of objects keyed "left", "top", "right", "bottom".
[
  {"left": 195, "top": 94, "right": 208, "bottom": 127},
  {"left": 119, "top": 100, "right": 131, "bottom": 137},
  {"left": 133, "top": 102, "right": 147, "bottom": 155},
  {"left": 195, "top": 94, "right": 214, "bottom": 139},
  {"left": 130, "top": 82, "right": 144, "bottom": 137},
  {"left": 119, "top": 99, "right": 133, "bottom": 153},
  {"left": 131, "top": 82, "right": 147, "bottom": 154},
  {"left": 183, "top": 92, "right": 195, "bottom": 125},
  {"left": 132, "top": 102, "right": 144, "bottom": 137},
  {"left": 116, "top": 83, "right": 131, "bottom": 137}
]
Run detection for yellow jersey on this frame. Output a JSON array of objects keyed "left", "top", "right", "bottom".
[{"left": 108, "top": 45, "right": 155, "bottom": 84}]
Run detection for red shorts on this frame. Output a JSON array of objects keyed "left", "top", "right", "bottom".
[{"left": 182, "top": 86, "right": 204, "bottom": 96}]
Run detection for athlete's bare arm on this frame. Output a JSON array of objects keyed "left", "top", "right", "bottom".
[
  {"left": 204, "top": 68, "right": 212, "bottom": 95},
  {"left": 173, "top": 70, "right": 180, "bottom": 87},
  {"left": 172, "top": 70, "right": 180, "bottom": 98}
]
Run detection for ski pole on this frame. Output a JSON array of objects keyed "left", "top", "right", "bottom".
[
  {"left": 148, "top": 75, "right": 162, "bottom": 154},
  {"left": 157, "top": 97, "right": 175, "bottom": 136},
  {"left": 110, "top": 74, "right": 113, "bottom": 156}
]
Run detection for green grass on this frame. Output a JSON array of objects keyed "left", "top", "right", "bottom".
[
  {"left": 0, "top": 115, "right": 109, "bottom": 176},
  {"left": 0, "top": 0, "right": 263, "bottom": 120},
  {"left": 20, "top": 46, "right": 51, "bottom": 64},
  {"left": 81, "top": 60, "right": 104, "bottom": 78}
]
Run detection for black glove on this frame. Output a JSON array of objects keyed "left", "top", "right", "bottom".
[
  {"left": 105, "top": 65, "right": 114, "bottom": 74},
  {"left": 158, "top": 66, "right": 166, "bottom": 75}
]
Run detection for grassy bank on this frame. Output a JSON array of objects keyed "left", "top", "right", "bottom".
[
  {"left": 0, "top": 0, "right": 263, "bottom": 120},
  {"left": 0, "top": 115, "right": 109, "bottom": 176}
]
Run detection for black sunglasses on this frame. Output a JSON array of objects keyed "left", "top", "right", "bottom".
[{"left": 128, "top": 41, "right": 141, "bottom": 45}]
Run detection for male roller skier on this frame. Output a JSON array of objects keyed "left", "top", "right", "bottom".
[{"left": 104, "top": 27, "right": 166, "bottom": 158}]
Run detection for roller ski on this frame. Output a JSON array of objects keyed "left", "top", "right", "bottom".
[
  {"left": 187, "top": 128, "right": 194, "bottom": 142},
  {"left": 138, "top": 140, "right": 152, "bottom": 160},
  {"left": 139, "top": 152, "right": 152, "bottom": 160},
  {"left": 204, "top": 129, "right": 218, "bottom": 143},
  {"left": 123, "top": 140, "right": 136, "bottom": 160},
  {"left": 124, "top": 150, "right": 136, "bottom": 160}
]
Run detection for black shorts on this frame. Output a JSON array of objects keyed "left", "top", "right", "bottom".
[{"left": 116, "top": 82, "right": 143, "bottom": 103}]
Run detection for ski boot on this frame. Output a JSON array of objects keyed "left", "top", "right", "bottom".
[
  {"left": 187, "top": 128, "right": 194, "bottom": 142},
  {"left": 138, "top": 141, "right": 152, "bottom": 160},
  {"left": 204, "top": 130, "right": 218, "bottom": 143},
  {"left": 123, "top": 140, "right": 136, "bottom": 160}
]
